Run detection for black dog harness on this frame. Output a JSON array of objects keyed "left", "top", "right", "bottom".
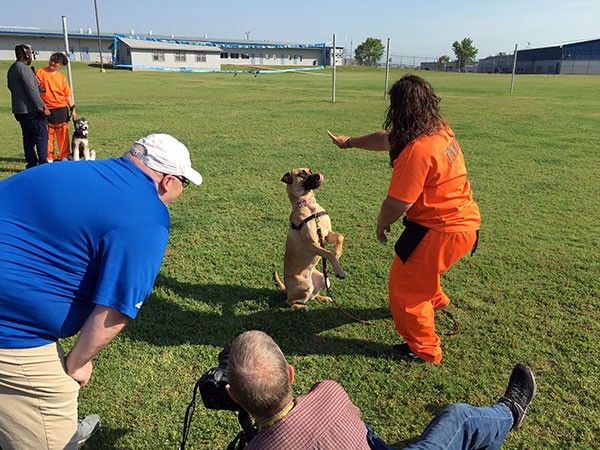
[{"left": 290, "top": 211, "right": 328, "bottom": 231}]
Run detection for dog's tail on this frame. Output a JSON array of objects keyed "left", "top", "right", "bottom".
[{"left": 273, "top": 271, "right": 286, "bottom": 292}]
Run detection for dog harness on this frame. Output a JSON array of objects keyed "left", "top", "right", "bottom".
[{"left": 290, "top": 211, "right": 328, "bottom": 231}]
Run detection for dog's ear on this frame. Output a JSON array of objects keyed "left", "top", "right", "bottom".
[{"left": 281, "top": 172, "right": 292, "bottom": 184}]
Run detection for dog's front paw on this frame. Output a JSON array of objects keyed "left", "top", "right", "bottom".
[{"left": 335, "top": 267, "right": 346, "bottom": 279}]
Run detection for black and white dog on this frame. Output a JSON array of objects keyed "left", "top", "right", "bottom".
[{"left": 70, "top": 117, "right": 96, "bottom": 160}]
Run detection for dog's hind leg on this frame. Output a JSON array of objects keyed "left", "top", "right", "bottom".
[{"left": 311, "top": 270, "right": 331, "bottom": 302}]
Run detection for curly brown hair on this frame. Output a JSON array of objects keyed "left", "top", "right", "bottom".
[
  {"left": 50, "top": 52, "right": 68, "bottom": 66},
  {"left": 384, "top": 74, "right": 445, "bottom": 166}
]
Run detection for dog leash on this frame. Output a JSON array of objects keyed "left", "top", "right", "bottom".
[
  {"left": 314, "top": 215, "right": 394, "bottom": 329},
  {"left": 314, "top": 215, "right": 460, "bottom": 335}
]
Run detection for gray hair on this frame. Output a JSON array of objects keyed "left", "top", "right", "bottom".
[{"left": 227, "top": 331, "right": 291, "bottom": 417}]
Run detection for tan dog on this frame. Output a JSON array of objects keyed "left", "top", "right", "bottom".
[{"left": 274, "top": 168, "right": 345, "bottom": 310}]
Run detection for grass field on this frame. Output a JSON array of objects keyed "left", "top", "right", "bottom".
[{"left": 1, "top": 62, "right": 599, "bottom": 449}]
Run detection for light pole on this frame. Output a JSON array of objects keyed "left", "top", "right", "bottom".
[{"left": 245, "top": 31, "right": 251, "bottom": 41}]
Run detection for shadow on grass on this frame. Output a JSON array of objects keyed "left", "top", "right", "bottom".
[
  {"left": 0, "top": 157, "right": 23, "bottom": 163},
  {"left": 80, "top": 427, "right": 129, "bottom": 449},
  {"left": 123, "top": 273, "right": 394, "bottom": 359}
]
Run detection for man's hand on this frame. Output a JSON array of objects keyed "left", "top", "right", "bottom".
[
  {"left": 65, "top": 357, "right": 93, "bottom": 387},
  {"left": 42, "top": 106, "right": 50, "bottom": 116},
  {"left": 327, "top": 130, "right": 351, "bottom": 149},
  {"left": 376, "top": 224, "right": 391, "bottom": 243}
]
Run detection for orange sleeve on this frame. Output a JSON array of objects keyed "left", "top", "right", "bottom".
[{"left": 387, "top": 142, "right": 432, "bottom": 203}]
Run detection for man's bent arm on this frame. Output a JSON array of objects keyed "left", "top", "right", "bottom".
[{"left": 65, "top": 305, "right": 130, "bottom": 386}]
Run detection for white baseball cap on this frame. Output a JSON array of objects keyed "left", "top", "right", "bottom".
[{"left": 130, "top": 134, "right": 202, "bottom": 185}]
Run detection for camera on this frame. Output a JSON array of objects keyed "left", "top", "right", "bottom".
[
  {"left": 179, "top": 346, "right": 255, "bottom": 450},
  {"left": 198, "top": 346, "right": 239, "bottom": 411}
]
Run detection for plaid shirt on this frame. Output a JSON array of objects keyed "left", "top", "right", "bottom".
[{"left": 245, "top": 380, "right": 370, "bottom": 450}]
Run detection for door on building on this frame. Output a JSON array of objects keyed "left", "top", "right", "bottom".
[
  {"left": 82, "top": 47, "right": 90, "bottom": 61},
  {"left": 251, "top": 53, "right": 255, "bottom": 64},
  {"left": 280, "top": 55, "right": 285, "bottom": 65},
  {"left": 69, "top": 47, "right": 76, "bottom": 61},
  {"left": 293, "top": 55, "right": 298, "bottom": 65},
  {"left": 259, "top": 54, "right": 264, "bottom": 64}
]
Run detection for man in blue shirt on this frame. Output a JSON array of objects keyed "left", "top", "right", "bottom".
[{"left": 0, "top": 134, "right": 202, "bottom": 449}]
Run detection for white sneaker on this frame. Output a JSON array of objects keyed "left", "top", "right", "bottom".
[
  {"left": 70, "top": 414, "right": 101, "bottom": 445},
  {"left": 47, "top": 159, "right": 54, "bottom": 163}
]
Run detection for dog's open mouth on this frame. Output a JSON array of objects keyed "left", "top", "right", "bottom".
[{"left": 303, "top": 173, "right": 323, "bottom": 190}]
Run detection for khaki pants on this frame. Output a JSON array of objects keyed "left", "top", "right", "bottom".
[{"left": 0, "top": 342, "right": 80, "bottom": 450}]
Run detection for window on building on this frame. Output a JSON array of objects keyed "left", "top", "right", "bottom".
[
  {"left": 241, "top": 53, "right": 250, "bottom": 59},
  {"left": 153, "top": 50, "right": 165, "bottom": 62},
  {"left": 289, "top": 54, "right": 293, "bottom": 60},
  {"left": 231, "top": 53, "right": 240, "bottom": 59},
  {"left": 220, "top": 52, "right": 229, "bottom": 59},
  {"left": 196, "top": 52, "right": 206, "bottom": 62},
  {"left": 299, "top": 55, "right": 303, "bottom": 62},
  {"left": 265, "top": 54, "right": 270, "bottom": 60},
  {"left": 175, "top": 51, "right": 186, "bottom": 62}
]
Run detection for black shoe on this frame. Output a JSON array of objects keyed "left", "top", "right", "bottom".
[
  {"left": 499, "top": 364, "right": 538, "bottom": 429},
  {"left": 393, "top": 343, "right": 425, "bottom": 363}
]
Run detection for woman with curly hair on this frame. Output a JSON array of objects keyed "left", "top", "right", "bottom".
[{"left": 328, "top": 74, "right": 480, "bottom": 364}]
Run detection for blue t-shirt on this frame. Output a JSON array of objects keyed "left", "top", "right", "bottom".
[{"left": 0, "top": 157, "right": 170, "bottom": 348}]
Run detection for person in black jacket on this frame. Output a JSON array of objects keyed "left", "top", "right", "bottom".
[{"left": 7, "top": 44, "right": 50, "bottom": 169}]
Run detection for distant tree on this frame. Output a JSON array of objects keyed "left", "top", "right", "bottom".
[
  {"left": 437, "top": 55, "right": 451, "bottom": 69},
  {"left": 452, "top": 37, "right": 478, "bottom": 71},
  {"left": 355, "top": 38, "right": 384, "bottom": 66}
]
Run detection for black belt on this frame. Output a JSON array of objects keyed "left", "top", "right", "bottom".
[{"left": 290, "top": 211, "right": 328, "bottom": 231}]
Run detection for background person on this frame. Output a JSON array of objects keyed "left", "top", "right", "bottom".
[
  {"left": 327, "top": 74, "right": 481, "bottom": 364},
  {"left": 36, "top": 52, "right": 75, "bottom": 162},
  {"left": 226, "top": 330, "right": 537, "bottom": 450},
  {"left": 6, "top": 44, "right": 50, "bottom": 169},
  {"left": 0, "top": 134, "right": 202, "bottom": 450}
]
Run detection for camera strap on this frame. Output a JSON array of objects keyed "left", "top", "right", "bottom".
[
  {"left": 178, "top": 379, "right": 202, "bottom": 450},
  {"left": 256, "top": 399, "right": 295, "bottom": 433}
]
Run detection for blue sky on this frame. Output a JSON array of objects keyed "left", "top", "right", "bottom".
[{"left": 4, "top": 1, "right": 599, "bottom": 59}]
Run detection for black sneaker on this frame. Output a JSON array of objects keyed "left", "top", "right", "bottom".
[
  {"left": 393, "top": 343, "right": 425, "bottom": 363},
  {"left": 499, "top": 364, "right": 538, "bottom": 429}
]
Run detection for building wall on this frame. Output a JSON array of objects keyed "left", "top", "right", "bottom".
[
  {"left": 218, "top": 48, "right": 322, "bottom": 66},
  {"left": 0, "top": 35, "right": 112, "bottom": 63},
  {"left": 560, "top": 59, "right": 600, "bottom": 74},
  {"left": 128, "top": 48, "right": 220, "bottom": 71}
]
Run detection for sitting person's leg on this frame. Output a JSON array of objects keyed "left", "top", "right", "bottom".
[
  {"left": 403, "top": 364, "right": 537, "bottom": 450},
  {"left": 403, "top": 403, "right": 512, "bottom": 450}
]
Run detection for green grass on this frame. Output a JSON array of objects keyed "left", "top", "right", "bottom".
[{"left": 1, "top": 62, "right": 599, "bottom": 449}]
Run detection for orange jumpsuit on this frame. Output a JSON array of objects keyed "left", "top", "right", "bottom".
[
  {"left": 36, "top": 68, "right": 72, "bottom": 161},
  {"left": 387, "top": 126, "right": 480, "bottom": 364}
]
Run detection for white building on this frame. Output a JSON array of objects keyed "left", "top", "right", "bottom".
[{"left": 0, "top": 27, "right": 341, "bottom": 71}]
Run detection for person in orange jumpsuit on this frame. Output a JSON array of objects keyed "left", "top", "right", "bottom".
[
  {"left": 36, "top": 52, "right": 75, "bottom": 162},
  {"left": 328, "top": 74, "right": 480, "bottom": 364}
]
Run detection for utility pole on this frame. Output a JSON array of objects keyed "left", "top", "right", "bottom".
[
  {"left": 61, "top": 16, "right": 74, "bottom": 102},
  {"left": 510, "top": 44, "right": 518, "bottom": 93},
  {"left": 332, "top": 33, "right": 336, "bottom": 103},
  {"left": 93, "top": 0, "right": 105, "bottom": 72},
  {"left": 384, "top": 38, "right": 390, "bottom": 100},
  {"left": 245, "top": 31, "right": 251, "bottom": 41}
]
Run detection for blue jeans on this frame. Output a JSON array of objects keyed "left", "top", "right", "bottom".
[
  {"left": 367, "top": 403, "right": 513, "bottom": 450},
  {"left": 14, "top": 113, "right": 48, "bottom": 168}
]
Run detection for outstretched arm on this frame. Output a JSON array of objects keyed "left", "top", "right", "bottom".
[
  {"left": 327, "top": 130, "right": 391, "bottom": 151},
  {"left": 65, "top": 305, "right": 130, "bottom": 386}
]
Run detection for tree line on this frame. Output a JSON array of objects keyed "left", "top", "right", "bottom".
[{"left": 352, "top": 37, "right": 478, "bottom": 70}]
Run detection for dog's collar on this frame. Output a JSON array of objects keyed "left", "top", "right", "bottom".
[{"left": 292, "top": 197, "right": 316, "bottom": 210}]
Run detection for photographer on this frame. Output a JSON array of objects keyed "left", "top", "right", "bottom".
[{"left": 224, "top": 331, "right": 536, "bottom": 450}]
